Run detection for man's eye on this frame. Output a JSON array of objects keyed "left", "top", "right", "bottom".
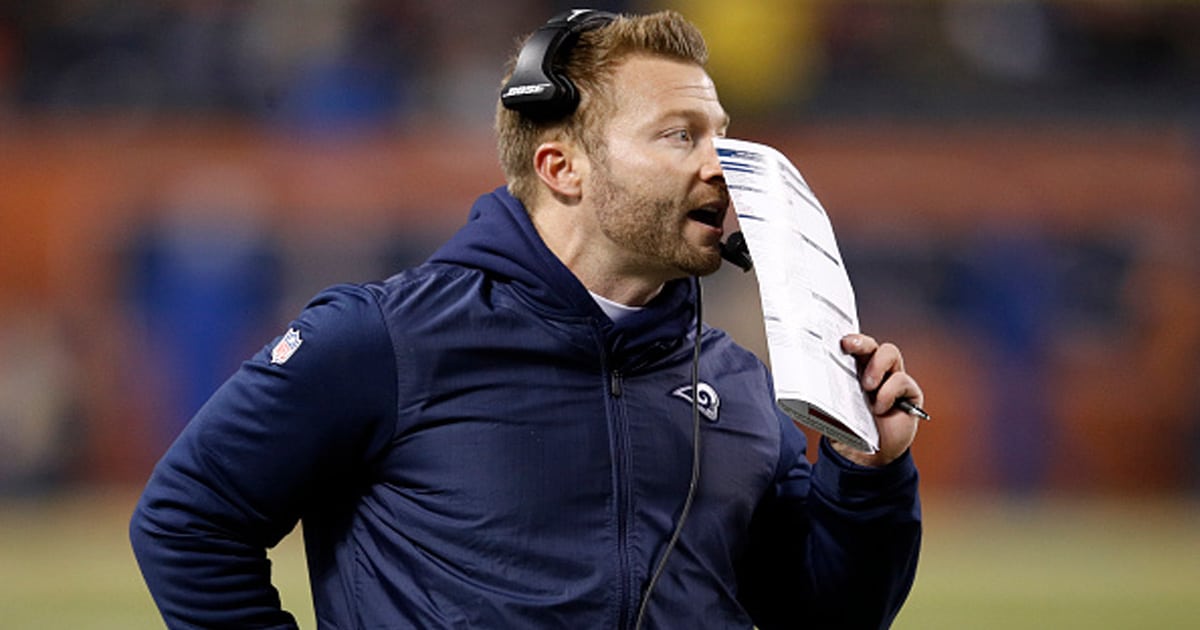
[{"left": 671, "top": 129, "right": 693, "bottom": 143}]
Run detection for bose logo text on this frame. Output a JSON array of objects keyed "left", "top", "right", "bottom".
[{"left": 503, "top": 83, "right": 552, "bottom": 98}]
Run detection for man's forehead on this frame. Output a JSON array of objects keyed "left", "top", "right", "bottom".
[
  {"left": 609, "top": 55, "right": 726, "bottom": 119},
  {"left": 613, "top": 54, "right": 715, "bottom": 90}
]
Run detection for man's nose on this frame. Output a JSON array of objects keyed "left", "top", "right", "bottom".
[{"left": 700, "top": 142, "right": 725, "bottom": 183}]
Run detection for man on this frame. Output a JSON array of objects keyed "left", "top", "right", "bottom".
[{"left": 131, "top": 9, "right": 923, "bottom": 629}]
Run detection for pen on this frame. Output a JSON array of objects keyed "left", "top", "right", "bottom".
[{"left": 896, "top": 399, "right": 931, "bottom": 421}]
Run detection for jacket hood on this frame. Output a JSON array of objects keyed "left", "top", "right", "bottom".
[{"left": 428, "top": 187, "right": 698, "bottom": 353}]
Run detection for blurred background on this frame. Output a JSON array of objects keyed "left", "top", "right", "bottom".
[{"left": 0, "top": 0, "right": 1197, "bottom": 627}]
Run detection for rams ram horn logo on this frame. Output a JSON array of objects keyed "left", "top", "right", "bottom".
[{"left": 671, "top": 382, "right": 720, "bottom": 422}]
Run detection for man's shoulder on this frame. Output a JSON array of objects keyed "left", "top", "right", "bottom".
[
  {"left": 369, "top": 262, "right": 490, "bottom": 313},
  {"left": 377, "top": 262, "right": 479, "bottom": 294},
  {"left": 701, "top": 325, "right": 766, "bottom": 369}
]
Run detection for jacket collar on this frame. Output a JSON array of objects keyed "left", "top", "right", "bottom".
[{"left": 428, "top": 187, "right": 698, "bottom": 356}]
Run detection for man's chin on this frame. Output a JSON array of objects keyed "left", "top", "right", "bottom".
[{"left": 679, "top": 248, "right": 723, "bottom": 277}]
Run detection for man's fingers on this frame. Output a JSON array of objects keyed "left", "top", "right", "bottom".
[
  {"left": 872, "top": 372, "right": 923, "bottom": 416},
  {"left": 840, "top": 333, "right": 877, "bottom": 355},
  {"left": 842, "top": 334, "right": 915, "bottom": 406},
  {"left": 859, "top": 342, "right": 905, "bottom": 392}
]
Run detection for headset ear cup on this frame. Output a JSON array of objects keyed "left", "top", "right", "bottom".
[
  {"left": 554, "top": 76, "right": 577, "bottom": 114},
  {"left": 501, "top": 26, "right": 569, "bottom": 115},
  {"left": 500, "top": 10, "right": 617, "bottom": 120}
]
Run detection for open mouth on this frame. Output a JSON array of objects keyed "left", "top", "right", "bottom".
[{"left": 687, "top": 204, "right": 726, "bottom": 228}]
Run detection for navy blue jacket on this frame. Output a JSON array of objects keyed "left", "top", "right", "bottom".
[{"left": 130, "top": 187, "right": 921, "bottom": 629}]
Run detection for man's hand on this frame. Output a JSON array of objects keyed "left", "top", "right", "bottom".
[{"left": 833, "top": 333, "right": 923, "bottom": 467}]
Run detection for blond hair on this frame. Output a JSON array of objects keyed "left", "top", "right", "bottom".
[{"left": 495, "top": 11, "right": 709, "bottom": 207}]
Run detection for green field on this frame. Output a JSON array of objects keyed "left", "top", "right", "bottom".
[{"left": 1, "top": 488, "right": 1196, "bottom": 628}]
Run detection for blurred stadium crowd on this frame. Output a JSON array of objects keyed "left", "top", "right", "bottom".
[
  {"left": 2, "top": 1, "right": 1197, "bottom": 121},
  {"left": 0, "top": 1, "right": 1197, "bottom": 497}
]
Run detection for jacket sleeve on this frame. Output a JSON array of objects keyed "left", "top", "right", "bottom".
[
  {"left": 129, "top": 285, "right": 398, "bottom": 629},
  {"left": 738, "top": 413, "right": 922, "bottom": 630}
]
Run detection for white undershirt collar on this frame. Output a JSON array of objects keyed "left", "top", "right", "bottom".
[{"left": 588, "top": 290, "right": 644, "bottom": 323}]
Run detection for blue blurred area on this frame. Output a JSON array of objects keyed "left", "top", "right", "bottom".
[
  {"left": 0, "top": 1, "right": 1196, "bottom": 497},
  {"left": 122, "top": 167, "right": 282, "bottom": 442},
  {"left": 3, "top": 2, "right": 1196, "bottom": 123}
]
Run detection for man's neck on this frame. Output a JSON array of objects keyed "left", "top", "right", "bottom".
[{"left": 528, "top": 200, "right": 667, "bottom": 307}]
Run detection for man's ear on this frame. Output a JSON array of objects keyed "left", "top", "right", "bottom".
[{"left": 533, "top": 140, "right": 585, "bottom": 199}]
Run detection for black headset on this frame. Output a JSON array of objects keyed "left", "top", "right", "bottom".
[{"left": 500, "top": 9, "right": 617, "bottom": 120}]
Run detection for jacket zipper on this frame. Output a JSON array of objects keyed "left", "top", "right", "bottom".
[{"left": 606, "top": 361, "right": 634, "bottom": 629}]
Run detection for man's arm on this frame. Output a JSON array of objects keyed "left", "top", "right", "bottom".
[
  {"left": 129, "top": 285, "right": 397, "bottom": 628},
  {"left": 738, "top": 428, "right": 921, "bottom": 629},
  {"left": 739, "top": 334, "right": 923, "bottom": 629}
]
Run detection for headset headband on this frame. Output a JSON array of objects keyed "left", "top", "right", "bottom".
[{"left": 500, "top": 9, "right": 618, "bottom": 120}]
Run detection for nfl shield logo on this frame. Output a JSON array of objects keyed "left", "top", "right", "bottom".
[{"left": 270, "top": 328, "right": 303, "bottom": 365}]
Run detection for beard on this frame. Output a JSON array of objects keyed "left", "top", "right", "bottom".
[{"left": 589, "top": 160, "right": 723, "bottom": 279}]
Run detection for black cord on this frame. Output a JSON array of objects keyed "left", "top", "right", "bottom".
[{"left": 632, "top": 279, "right": 704, "bottom": 630}]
